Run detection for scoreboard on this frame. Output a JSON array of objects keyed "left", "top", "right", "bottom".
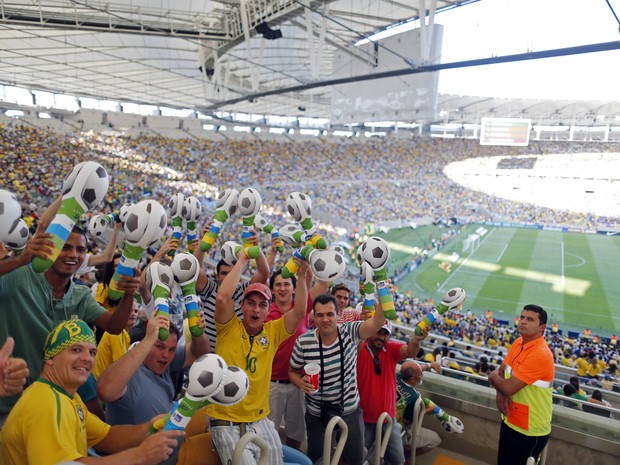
[{"left": 480, "top": 117, "right": 531, "bottom": 146}]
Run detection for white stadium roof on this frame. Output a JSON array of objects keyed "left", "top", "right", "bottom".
[{"left": 1, "top": 0, "right": 619, "bottom": 128}]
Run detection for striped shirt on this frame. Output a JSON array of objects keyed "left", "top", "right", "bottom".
[
  {"left": 198, "top": 278, "right": 248, "bottom": 352},
  {"left": 290, "top": 321, "right": 363, "bottom": 416}
]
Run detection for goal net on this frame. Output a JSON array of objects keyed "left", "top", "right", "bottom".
[{"left": 462, "top": 233, "right": 480, "bottom": 254}]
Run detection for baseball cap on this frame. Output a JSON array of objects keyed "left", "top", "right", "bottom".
[
  {"left": 243, "top": 283, "right": 272, "bottom": 301},
  {"left": 380, "top": 322, "right": 392, "bottom": 335}
]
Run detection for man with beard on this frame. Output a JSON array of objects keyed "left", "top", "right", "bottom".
[
  {"left": 488, "top": 304, "right": 554, "bottom": 465},
  {"left": 356, "top": 323, "right": 429, "bottom": 465}
]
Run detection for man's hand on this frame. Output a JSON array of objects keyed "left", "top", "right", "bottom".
[
  {"left": 296, "top": 256, "right": 310, "bottom": 278},
  {"left": 196, "top": 310, "right": 207, "bottom": 331},
  {"left": 0, "top": 242, "right": 9, "bottom": 261},
  {"left": 15, "top": 232, "right": 54, "bottom": 266},
  {"left": 296, "top": 373, "right": 318, "bottom": 394},
  {"left": 136, "top": 430, "right": 185, "bottom": 464},
  {"left": 495, "top": 390, "right": 513, "bottom": 416},
  {"left": 152, "top": 238, "right": 176, "bottom": 263},
  {"left": 145, "top": 315, "right": 171, "bottom": 343},
  {"left": 0, "top": 337, "right": 29, "bottom": 397},
  {"left": 243, "top": 229, "right": 259, "bottom": 247},
  {"left": 115, "top": 267, "right": 142, "bottom": 296}
]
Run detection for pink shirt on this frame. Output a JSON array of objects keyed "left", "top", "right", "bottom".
[{"left": 266, "top": 294, "right": 313, "bottom": 380}]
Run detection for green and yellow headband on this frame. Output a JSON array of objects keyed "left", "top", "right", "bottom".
[{"left": 43, "top": 319, "right": 96, "bottom": 360}]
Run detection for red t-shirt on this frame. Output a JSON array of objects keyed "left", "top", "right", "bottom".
[
  {"left": 266, "top": 294, "right": 313, "bottom": 380},
  {"left": 357, "top": 340, "right": 404, "bottom": 423}
]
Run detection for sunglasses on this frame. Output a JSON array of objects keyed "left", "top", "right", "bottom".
[{"left": 373, "top": 355, "right": 381, "bottom": 375}]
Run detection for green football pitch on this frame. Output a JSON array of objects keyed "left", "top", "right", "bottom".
[{"left": 373, "top": 224, "right": 620, "bottom": 335}]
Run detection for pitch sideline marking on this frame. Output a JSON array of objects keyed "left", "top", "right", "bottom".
[{"left": 438, "top": 228, "right": 497, "bottom": 293}]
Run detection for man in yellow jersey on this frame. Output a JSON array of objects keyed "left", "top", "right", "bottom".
[
  {"left": 0, "top": 319, "right": 183, "bottom": 465},
  {"left": 488, "top": 304, "right": 554, "bottom": 465},
  {"left": 208, "top": 251, "right": 309, "bottom": 465}
]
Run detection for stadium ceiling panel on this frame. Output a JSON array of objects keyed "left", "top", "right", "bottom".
[{"left": 0, "top": 0, "right": 618, "bottom": 127}]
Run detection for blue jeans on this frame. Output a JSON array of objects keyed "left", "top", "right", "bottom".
[
  {"left": 283, "top": 445, "right": 312, "bottom": 465},
  {"left": 364, "top": 418, "right": 405, "bottom": 465}
]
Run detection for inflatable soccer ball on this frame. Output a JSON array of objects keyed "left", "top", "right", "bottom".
[
  {"left": 237, "top": 188, "right": 262, "bottom": 217},
  {"left": 215, "top": 188, "right": 239, "bottom": 216},
  {"left": 330, "top": 245, "right": 345, "bottom": 257},
  {"left": 123, "top": 199, "right": 167, "bottom": 248},
  {"left": 187, "top": 354, "right": 228, "bottom": 399},
  {"left": 441, "top": 288, "right": 466, "bottom": 309},
  {"left": 171, "top": 253, "right": 200, "bottom": 284},
  {"left": 60, "top": 161, "right": 88, "bottom": 192},
  {"left": 359, "top": 237, "right": 390, "bottom": 270},
  {"left": 168, "top": 193, "right": 186, "bottom": 218},
  {"left": 182, "top": 196, "right": 202, "bottom": 222},
  {"left": 208, "top": 365, "right": 249, "bottom": 406},
  {"left": 0, "top": 189, "right": 22, "bottom": 239},
  {"left": 254, "top": 214, "right": 269, "bottom": 231},
  {"left": 145, "top": 262, "right": 175, "bottom": 294},
  {"left": 88, "top": 214, "right": 110, "bottom": 239},
  {"left": 285, "top": 192, "right": 312, "bottom": 222},
  {"left": 221, "top": 241, "right": 241, "bottom": 266},
  {"left": 118, "top": 203, "right": 134, "bottom": 224},
  {"left": 309, "top": 248, "right": 346, "bottom": 281},
  {"left": 61, "top": 161, "right": 109, "bottom": 210},
  {"left": 279, "top": 224, "right": 305, "bottom": 247},
  {"left": 3, "top": 218, "right": 29, "bottom": 250},
  {"left": 441, "top": 415, "right": 464, "bottom": 434}
]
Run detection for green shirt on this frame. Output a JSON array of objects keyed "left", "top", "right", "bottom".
[{"left": 0, "top": 265, "right": 106, "bottom": 414}]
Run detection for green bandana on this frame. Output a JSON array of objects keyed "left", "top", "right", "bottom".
[{"left": 43, "top": 319, "right": 96, "bottom": 360}]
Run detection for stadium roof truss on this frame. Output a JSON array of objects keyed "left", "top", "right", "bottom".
[{"left": 0, "top": 0, "right": 619, "bottom": 129}]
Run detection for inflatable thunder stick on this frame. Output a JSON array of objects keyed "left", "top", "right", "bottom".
[
  {"left": 32, "top": 162, "right": 109, "bottom": 272},
  {"left": 183, "top": 196, "right": 202, "bottom": 253},
  {"left": 423, "top": 398, "right": 464, "bottom": 434},
  {"left": 171, "top": 253, "right": 202, "bottom": 337},
  {"left": 150, "top": 396, "right": 212, "bottom": 434},
  {"left": 168, "top": 193, "right": 186, "bottom": 257},
  {"left": 200, "top": 188, "right": 238, "bottom": 252},
  {"left": 254, "top": 214, "right": 284, "bottom": 253},
  {"left": 238, "top": 188, "right": 262, "bottom": 259},
  {"left": 150, "top": 355, "right": 249, "bottom": 433},
  {"left": 286, "top": 192, "right": 327, "bottom": 250},
  {"left": 281, "top": 244, "right": 315, "bottom": 279},
  {"left": 108, "top": 200, "right": 167, "bottom": 302},
  {"left": 360, "top": 261, "right": 376, "bottom": 317},
  {"left": 357, "top": 237, "right": 395, "bottom": 320},
  {"left": 146, "top": 262, "right": 174, "bottom": 341},
  {"left": 414, "top": 288, "right": 466, "bottom": 336}
]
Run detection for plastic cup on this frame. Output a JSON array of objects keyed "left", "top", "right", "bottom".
[{"left": 304, "top": 362, "right": 320, "bottom": 393}]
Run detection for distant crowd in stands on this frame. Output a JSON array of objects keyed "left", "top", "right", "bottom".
[{"left": 2, "top": 124, "right": 620, "bottom": 235}]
